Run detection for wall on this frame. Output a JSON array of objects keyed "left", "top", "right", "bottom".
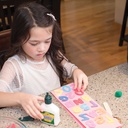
[{"left": 115, "top": 0, "right": 126, "bottom": 25}]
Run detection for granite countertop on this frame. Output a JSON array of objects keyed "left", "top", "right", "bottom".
[
  {"left": 87, "top": 63, "right": 128, "bottom": 128},
  {"left": 0, "top": 63, "right": 127, "bottom": 128}
]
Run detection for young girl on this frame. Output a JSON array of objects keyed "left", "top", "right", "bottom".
[{"left": 0, "top": 2, "right": 88, "bottom": 120}]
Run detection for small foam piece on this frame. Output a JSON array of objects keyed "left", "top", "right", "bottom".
[
  {"left": 115, "top": 91, "right": 122, "bottom": 98},
  {"left": 103, "top": 102, "right": 113, "bottom": 116},
  {"left": 11, "top": 124, "right": 17, "bottom": 128},
  {"left": 6, "top": 123, "right": 16, "bottom": 128}
]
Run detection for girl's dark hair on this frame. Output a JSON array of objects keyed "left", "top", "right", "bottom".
[{"left": 6, "top": 2, "right": 66, "bottom": 85}]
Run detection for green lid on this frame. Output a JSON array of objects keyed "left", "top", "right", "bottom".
[{"left": 45, "top": 92, "right": 52, "bottom": 104}]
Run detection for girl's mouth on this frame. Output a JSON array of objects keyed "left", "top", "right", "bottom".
[{"left": 37, "top": 54, "right": 43, "bottom": 56}]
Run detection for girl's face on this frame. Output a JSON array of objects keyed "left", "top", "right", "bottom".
[{"left": 22, "top": 26, "right": 53, "bottom": 61}]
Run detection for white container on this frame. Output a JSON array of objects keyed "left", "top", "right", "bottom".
[{"left": 40, "top": 93, "right": 60, "bottom": 126}]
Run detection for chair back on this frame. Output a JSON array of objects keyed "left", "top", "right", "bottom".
[
  {"left": 0, "top": 29, "right": 10, "bottom": 69},
  {"left": 0, "top": 0, "right": 41, "bottom": 69},
  {"left": 0, "top": 0, "right": 40, "bottom": 31},
  {"left": 0, "top": 29, "right": 10, "bottom": 51}
]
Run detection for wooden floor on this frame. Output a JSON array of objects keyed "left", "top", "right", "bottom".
[{"left": 61, "top": 0, "right": 127, "bottom": 76}]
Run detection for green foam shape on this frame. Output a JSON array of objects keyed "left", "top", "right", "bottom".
[{"left": 115, "top": 91, "right": 122, "bottom": 98}]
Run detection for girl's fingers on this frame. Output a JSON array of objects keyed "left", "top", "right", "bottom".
[
  {"left": 81, "top": 82, "right": 87, "bottom": 91},
  {"left": 36, "top": 96, "right": 44, "bottom": 102},
  {"left": 31, "top": 100, "right": 44, "bottom": 119},
  {"left": 74, "top": 77, "right": 77, "bottom": 89},
  {"left": 77, "top": 75, "right": 84, "bottom": 91},
  {"left": 24, "top": 100, "right": 44, "bottom": 119},
  {"left": 36, "top": 96, "right": 44, "bottom": 111},
  {"left": 24, "top": 105, "right": 37, "bottom": 119},
  {"left": 74, "top": 77, "right": 81, "bottom": 91},
  {"left": 81, "top": 78, "right": 88, "bottom": 91},
  {"left": 74, "top": 77, "right": 88, "bottom": 91}
]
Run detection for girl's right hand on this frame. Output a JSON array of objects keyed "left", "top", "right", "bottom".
[{"left": 18, "top": 92, "right": 44, "bottom": 120}]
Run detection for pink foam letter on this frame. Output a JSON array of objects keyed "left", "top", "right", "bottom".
[{"left": 73, "top": 98, "right": 84, "bottom": 105}]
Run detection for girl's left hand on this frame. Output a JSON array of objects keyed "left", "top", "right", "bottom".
[{"left": 72, "top": 68, "right": 88, "bottom": 91}]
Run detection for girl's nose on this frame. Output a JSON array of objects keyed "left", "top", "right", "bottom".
[{"left": 38, "top": 43, "right": 45, "bottom": 52}]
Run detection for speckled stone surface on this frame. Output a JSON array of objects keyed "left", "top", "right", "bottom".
[
  {"left": 87, "top": 62, "right": 128, "bottom": 128},
  {"left": 0, "top": 98, "right": 80, "bottom": 128},
  {"left": 0, "top": 63, "right": 127, "bottom": 128}
]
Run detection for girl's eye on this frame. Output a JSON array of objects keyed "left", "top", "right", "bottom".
[
  {"left": 30, "top": 43, "right": 38, "bottom": 46},
  {"left": 28, "top": 40, "right": 39, "bottom": 46},
  {"left": 45, "top": 40, "right": 51, "bottom": 44},
  {"left": 29, "top": 41, "right": 39, "bottom": 46}
]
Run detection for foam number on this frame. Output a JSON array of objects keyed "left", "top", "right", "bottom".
[
  {"left": 81, "top": 95, "right": 91, "bottom": 102},
  {"left": 72, "top": 106, "right": 82, "bottom": 113},
  {"left": 85, "top": 120, "right": 96, "bottom": 128},
  {"left": 95, "top": 116, "right": 105, "bottom": 124},
  {"left": 80, "top": 104, "right": 90, "bottom": 111},
  {"left": 62, "top": 85, "right": 72, "bottom": 92},
  {"left": 73, "top": 98, "right": 84, "bottom": 105},
  {"left": 59, "top": 96, "right": 68, "bottom": 102},
  {"left": 53, "top": 89, "right": 63, "bottom": 96},
  {"left": 105, "top": 115, "right": 114, "bottom": 123},
  {"left": 95, "top": 108, "right": 106, "bottom": 115},
  {"left": 79, "top": 114, "right": 89, "bottom": 121}
]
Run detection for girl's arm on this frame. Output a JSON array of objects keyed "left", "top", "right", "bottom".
[
  {"left": 0, "top": 61, "right": 44, "bottom": 119},
  {"left": 72, "top": 68, "right": 88, "bottom": 91},
  {"left": 61, "top": 56, "right": 88, "bottom": 91},
  {"left": 0, "top": 91, "right": 44, "bottom": 119},
  {"left": 0, "top": 92, "right": 20, "bottom": 107}
]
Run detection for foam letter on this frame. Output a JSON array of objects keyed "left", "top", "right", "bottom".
[
  {"left": 79, "top": 114, "right": 90, "bottom": 121},
  {"left": 72, "top": 106, "right": 82, "bottom": 113},
  {"left": 85, "top": 120, "right": 96, "bottom": 128},
  {"left": 86, "top": 110, "right": 98, "bottom": 118},
  {"left": 105, "top": 115, "right": 114, "bottom": 123},
  {"left": 66, "top": 91, "right": 76, "bottom": 99},
  {"left": 90, "top": 101, "right": 98, "bottom": 108},
  {"left": 82, "top": 95, "right": 91, "bottom": 102},
  {"left": 70, "top": 83, "right": 75, "bottom": 89},
  {"left": 73, "top": 98, "right": 84, "bottom": 105},
  {"left": 53, "top": 89, "right": 63, "bottom": 96},
  {"left": 74, "top": 89, "right": 84, "bottom": 96},
  {"left": 59, "top": 96, "right": 68, "bottom": 102},
  {"left": 80, "top": 104, "right": 90, "bottom": 111},
  {"left": 64, "top": 101, "right": 75, "bottom": 108},
  {"left": 62, "top": 85, "right": 72, "bottom": 92}
]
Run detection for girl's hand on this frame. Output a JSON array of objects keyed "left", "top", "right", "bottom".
[
  {"left": 72, "top": 68, "right": 88, "bottom": 91},
  {"left": 18, "top": 93, "right": 44, "bottom": 120}
]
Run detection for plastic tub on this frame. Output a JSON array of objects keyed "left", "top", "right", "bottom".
[{"left": 0, "top": 116, "right": 27, "bottom": 128}]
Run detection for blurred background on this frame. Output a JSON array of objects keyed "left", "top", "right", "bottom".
[
  {"left": 61, "top": 0, "right": 127, "bottom": 76},
  {"left": 0, "top": 0, "right": 127, "bottom": 76}
]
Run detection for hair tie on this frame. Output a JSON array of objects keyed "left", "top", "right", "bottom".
[{"left": 47, "top": 13, "right": 56, "bottom": 21}]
